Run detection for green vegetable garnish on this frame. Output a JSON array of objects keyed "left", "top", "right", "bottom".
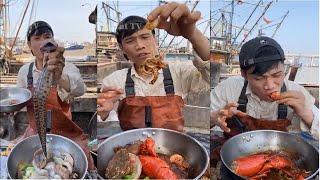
[
  {"left": 23, "top": 167, "right": 35, "bottom": 179},
  {"left": 123, "top": 174, "right": 134, "bottom": 179}
]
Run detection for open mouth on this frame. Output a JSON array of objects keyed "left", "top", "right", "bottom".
[{"left": 138, "top": 53, "right": 150, "bottom": 58}]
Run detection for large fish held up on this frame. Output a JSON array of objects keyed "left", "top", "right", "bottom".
[{"left": 33, "top": 39, "right": 58, "bottom": 159}]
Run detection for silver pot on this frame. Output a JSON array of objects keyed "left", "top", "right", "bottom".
[
  {"left": 7, "top": 134, "right": 88, "bottom": 179},
  {"left": 97, "top": 128, "right": 209, "bottom": 179},
  {"left": 0, "top": 87, "right": 32, "bottom": 113},
  {"left": 220, "top": 130, "right": 319, "bottom": 179}
]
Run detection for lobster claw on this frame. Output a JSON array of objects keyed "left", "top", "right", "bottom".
[{"left": 139, "top": 137, "right": 157, "bottom": 157}]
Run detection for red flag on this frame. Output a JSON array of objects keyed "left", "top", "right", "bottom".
[
  {"left": 243, "top": 31, "right": 248, "bottom": 38},
  {"left": 263, "top": 16, "right": 272, "bottom": 24}
]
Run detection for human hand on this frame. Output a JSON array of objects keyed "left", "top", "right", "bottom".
[{"left": 148, "top": 2, "right": 201, "bottom": 40}]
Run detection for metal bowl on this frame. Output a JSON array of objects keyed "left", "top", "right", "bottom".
[
  {"left": 97, "top": 128, "right": 209, "bottom": 179},
  {"left": 220, "top": 130, "right": 319, "bottom": 179},
  {"left": 7, "top": 134, "right": 88, "bottom": 179},
  {"left": 0, "top": 87, "right": 32, "bottom": 113}
]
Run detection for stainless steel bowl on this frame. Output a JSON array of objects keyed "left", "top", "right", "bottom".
[
  {"left": 0, "top": 87, "right": 32, "bottom": 113},
  {"left": 97, "top": 128, "right": 209, "bottom": 179},
  {"left": 220, "top": 130, "right": 319, "bottom": 179},
  {"left": 7, "top": 134, "right": 88, "bottom": 179}
]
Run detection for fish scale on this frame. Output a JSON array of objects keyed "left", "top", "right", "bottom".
[{"left": 33, "top": 64, "right": 53, "bottom": 158}]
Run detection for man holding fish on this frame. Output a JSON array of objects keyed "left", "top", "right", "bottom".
[
  {"left": 98, "top": 2, "right": 210, "bottom": 132},
  {"left": 16, "top": 21, "right": 95, "bottom": 170},
  {"left": 210, "top": 36, "right": 319, "bottom": 140}
]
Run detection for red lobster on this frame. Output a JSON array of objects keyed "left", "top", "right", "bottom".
[
  {"left": 139, "top": 155, "right": 178, "bottom": 179},
  {"left": 138, "top": 138, "right": 178, "bottom": 179},
  {"left": 232, "top": 153, "right": 308, "bottom": 180}
]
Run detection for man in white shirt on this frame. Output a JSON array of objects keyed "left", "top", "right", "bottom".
[
  {"left": 16, "top": 21, "right": 95, "bottom": 170},
  {"left": 98, "top": 2, "right": 210, "bottom": 132},
  {"left": 210, "top": 36, "right": 319, "bottom": 140}
]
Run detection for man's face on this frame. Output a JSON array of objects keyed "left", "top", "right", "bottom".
[
  {"left": 120, "top": 28, "right": 158, "bottom": 66},
  {"left": 27, "top": 32, "right": 53, "bottom": 60},
  {"left": 243, "top": 62, "right": 286, "bottom": 101}
]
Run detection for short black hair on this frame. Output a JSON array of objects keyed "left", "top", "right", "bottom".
[
  {"left": 27, "top": 21, "right": 53, "bottom": 41},
  {"left": 239, "top": 36, "right": 285, "bottom": 76},
  {"left": 116, "top": 16, "right": 155, "bottom": 45}
]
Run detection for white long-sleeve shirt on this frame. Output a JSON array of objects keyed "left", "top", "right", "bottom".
[
  {"left": 211, "top": 76, "right": 319, "bottom": 140},
  {"left": 17, "top": 61, "right": 86, "bottom": 102},
  {"left": 100, "top": 60, "right": 210, "bottom": 122}
]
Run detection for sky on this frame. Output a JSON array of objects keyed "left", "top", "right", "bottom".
[
  {"left": 211, "top": 0, "right": 319, "bottom": 55},
  {"left": 7, "top": 0, "right": 98, "bottom": 43},
  {"left": 5, "top": 0, "right": 320, "bottom": 54},
  {"left": 8, "top": 0, "right": 210, "bottom": 46}
]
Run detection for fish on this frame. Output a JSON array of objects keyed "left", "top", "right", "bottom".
[
  {"left": 33, "top": 40, "right": 60, "bottom": 158},
  {"left": 33, "top": 64, "right": 52, "bottom": 158}
]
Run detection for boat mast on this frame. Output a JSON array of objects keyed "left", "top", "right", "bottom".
[
  {"left": 272, "top": 10, "right": 289, "bottom": 38},
  {"left": 102, "top": 1, "right": 121, "bottom": 32},
  {"left": 226, "top": 0, "right": 234, "bottom": 49},
  {"left": 237, "top": 1, "right": 272, "bottom": 49},
  {"left": 225, "top": 0, "right": 234, "bottom": 64},
  {"left": 1, "top": 0, "right": 8, "bottom": 58},
  {"left": 231, "top": 0, "right": 262, "bottom": 46},
  {"left": 10, "top": 0, "right": 31, "bottom": 54}
]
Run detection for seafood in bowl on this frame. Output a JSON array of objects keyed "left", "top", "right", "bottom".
[
  {"left": 104, "top": 137, "right": 190, "bottom": 179},
  {"left": 98, "top": 128, "right": 209, "bottom": 179},
  {"left": 17, "top": 148, "right": 79, "bottom": 179}
]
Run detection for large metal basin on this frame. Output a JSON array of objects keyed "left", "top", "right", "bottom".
[
  {"left": 7, "top": 134, "right": 88, "bottom": 179},
  {"left": 98, "top": 128, "right": 209, "bottom": 179},
  {"left": 220, "top": 130, "right": 319, "bottom": 179},
  {"left": 0, "top": 87, "right": 32, "bottom": 113}
]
